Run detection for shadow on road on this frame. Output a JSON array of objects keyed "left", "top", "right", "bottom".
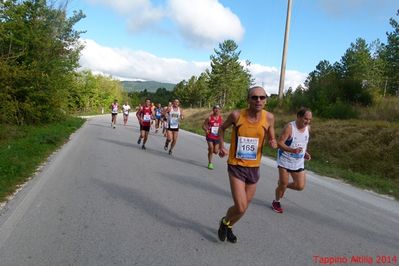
[
  {"left": 93, "top": 178, "right": 219, "bottom": 243},
  {"left": 98, "top": 137, "right": 137, "bottom": 149},
  {"left": 158, "top": 172, "right": 270, "bottom": 208},
  {"left": 285, "top": 200, "right": 399, "bottom": 249},
  {"left": 98, "top": 137, "right": 208, "bottom": 169}
]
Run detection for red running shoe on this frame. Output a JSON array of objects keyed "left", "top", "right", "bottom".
[{"left": 272, "top": 200, "right": 283, "bottom": 213}]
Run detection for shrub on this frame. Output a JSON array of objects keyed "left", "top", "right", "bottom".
[{"left": 319, "top": 101, "right": 358, "bottom": 119}]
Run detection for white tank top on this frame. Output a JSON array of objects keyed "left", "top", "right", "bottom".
[
  {"left": 168, "top": 107, "right": 181, "bottom": 129},
  {"left": 277, "top": 121, "right": 309, "bottom": 170}
]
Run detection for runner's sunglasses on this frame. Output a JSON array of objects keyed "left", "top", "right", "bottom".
[{"left": 250, "top": 95, "right": 267, "bottom": 100}]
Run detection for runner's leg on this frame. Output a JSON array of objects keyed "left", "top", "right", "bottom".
[
  {"left": 169, "top": 131, "right": 178, "bottom": 152},
  {"left": 275, "top": 167, "right": 290, "bottom": 201},
  {"left": 164, "top": 130, "right": 172, "bottom": 150},
  {"left": 287, "top": 171, "right": 306, "bottom": 191},
  {"left": 207, "top": 141, "right": 214, "bottom": 164},
  {"left": 225, "top": 175, "right": 256, "bottom": 226}
]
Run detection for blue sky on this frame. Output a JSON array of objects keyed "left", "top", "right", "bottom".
[{"left": 68, "top": 0, "right": 398, "bottom": 94}]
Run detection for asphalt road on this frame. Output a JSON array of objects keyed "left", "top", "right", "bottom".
[{"left": 0, "top": 114, "right": 398, "bottom": 266}]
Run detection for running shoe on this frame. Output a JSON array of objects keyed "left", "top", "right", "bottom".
[
  {"left": 168, "top": 149, "right": 172, "bottom": 155},
  {"left": 137, "top": 138, "right": 141, "bottom": 145},
  {"left": 164, "top": 144, "right": 168, "bottom": 151},
  {"left": 141, "top": 145, "right": 146, "bottom": 150},
  {"left": 207, "top": 163, "right": 214, "bottom": 170},
  {"left": 271, "top": 200, "right": 283, "bottom": 213},
  {"left": 218, "top": 218, "right": 227, "bottom": 241},
  {"left": 226, "top": 227, "right": 237, "bottom": 243}
]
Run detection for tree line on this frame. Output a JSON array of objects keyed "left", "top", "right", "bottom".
[
  {"left": 0, "top": 0, "right": 126, "bottom": 125},
  {"left": 1, "top": 1, "right": 398, "bottom": 125},
  {"left": 131, "top": 40, "right": 252, "bottom": 110},
  {"left": 170, "top": 10, "right": 399, "bottom": 120},
  {"left": 283, "top": 9, "right": 399, "bottom": 119}
]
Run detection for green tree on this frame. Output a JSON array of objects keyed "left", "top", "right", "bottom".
[
  {"left": 338, "top": 38, "right": 373, "bottom": 105},
  {"left": 0, "top": 0, "right": 85, "bottom": 124},
  {"left": 173, "top": 80, "right": 189, "bottom": 104},
  {"left": 340, "top": 38, "right": 373, "bottom": 81},
  {"left": 152, "top": 87, "right": 173, "bottom": 106},
  {"left": 68, "top": 71, "right": 127, "bottom": 114},
  {"left": 208, "top": 40, "right": 252, "bottom": 108},
  {"left": 384, "top": 9, "right": 399, "bottom": 95},
  {"left": 196, "top": 72, "right": 211, "bottom": 107},
  {"left": 304, "top": 60, "right": 340, "bottom": 109},
  {"left": 172, "top": 72, "right": 211, "bottom": 108}
]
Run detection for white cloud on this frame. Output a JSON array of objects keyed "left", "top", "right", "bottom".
[
  {"left": 79, "top": 39, "right": 307, "bottom": 93},
  {"left": 247, "top": 63, "right": 308, "bottom": 95},
  {"left": 86, "top": 0, "right": 165, "bottom": 31},
  {"left": 85, "top": 0, "right": 244, "bottom": 48},
  {"left": 167, "top": 0, "right": 244, "bottom": 48},
  {"left": 79, "top": 39, "right": 207, "bottom": 83}
]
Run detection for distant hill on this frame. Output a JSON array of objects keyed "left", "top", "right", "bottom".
[{"left": 121, "top": 80, "right": 176, "bottom": 92}]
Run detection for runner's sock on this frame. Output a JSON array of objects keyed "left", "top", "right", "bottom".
[{"left": 222, "top": 218, "right": 230, "bottom": 226}]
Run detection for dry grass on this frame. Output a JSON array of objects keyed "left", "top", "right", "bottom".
[
  {"left": 357, "top": 96, "right": 399, "bottom": 122},
  {"left": 181, "top": 107, "right": 399, "bottom": 199}
]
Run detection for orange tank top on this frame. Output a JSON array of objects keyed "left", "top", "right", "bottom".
[{"left": 227, "top": 109, "right": 269, "bottom": 167}]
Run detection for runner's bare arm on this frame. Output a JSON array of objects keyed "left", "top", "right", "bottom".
[
  {"left": 305, "top": 125, "right": 311, "bottom": 160},
  {"left": 136, "top": 108, "right": 142, "bottom": 122},
  {"left": 218, "top": 110, "right": 239, "bottom": 157},
  {"left": 202, "top": 117, "right": 209, "bottom": 133},
  {"left": 266, "top": 112, "right": 277, "bottom": 149}
]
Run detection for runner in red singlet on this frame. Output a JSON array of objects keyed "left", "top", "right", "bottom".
[
  {"left": 202, "top": 105, "right": 223, "bottom": 170},
  {"left": 136, "top": 98, "right": 153, "bottom": 150}
]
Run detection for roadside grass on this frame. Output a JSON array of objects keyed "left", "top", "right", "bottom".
[
  {"left": 356, "top": 96, "right": 399, "bottom": 122},
  {"left": 0, "top": 117, "right": 85, "bottom": 203},
  {"left": 181, "top": 108, "right": 399, "bottom": 200}
]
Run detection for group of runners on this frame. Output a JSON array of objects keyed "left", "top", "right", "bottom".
[
  {"left": 136, "top": 98, "right": 183, "bottom": 155},
  {"left": 110, "top": 98, "right": 183, "bottom": 155},
  {"left": 110, "top": 85, "right": 313, "bottom": 244},
  {"left": 110, "top": 100, "right": 132, "bottom": 128}
]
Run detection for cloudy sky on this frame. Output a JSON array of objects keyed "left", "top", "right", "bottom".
[{"left": 69, "top": 0, "right": 398, "bottom": 94}]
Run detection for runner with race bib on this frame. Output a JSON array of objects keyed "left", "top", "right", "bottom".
[
  {"left": 136, "top": 98, "right": 154, "bottom": 150},
  {"left": 217, "top": 86, "right": 277, "bottom": 243},
  {"left": 122, "top": 101, "right": 131, "bottom": 126},
  {"left": 110, "top": 99, "right": 119, "bottom": 128},
  {"left": 154, "top": 103, "right": 162, "bottom": 133},
  {"left": 202, "top": 105, "right": 223, "bottom": 169},
  {"left": 164, "top": 99, "right": 184, "bottom": 155}
]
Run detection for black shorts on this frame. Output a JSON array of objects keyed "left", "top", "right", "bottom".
[
  {"left": 206, "top": 137, "right": 220, "bottom": 144},
  {"left": 228, "top": 164, "right": 260, "bottom": 184},
  {"left": 112, "top": 113, "right": 117, "bottom": 116},
  {"left": 167, "top": 128, "right": 179, "bottom": 132},
  {"left": 278, "top": 166, "right": 304, "bottom": 173},
  {"left": 140, "top": 125, "right": 151, "bottom": 132}
]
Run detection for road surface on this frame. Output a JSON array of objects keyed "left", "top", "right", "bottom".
[{"left": 0, "top": 114, "right": 398, "bottom": 265}]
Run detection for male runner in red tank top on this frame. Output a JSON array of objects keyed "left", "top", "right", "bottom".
[
  {"left": 136, "top": 98, "right": 154, "bottom": 150},
  {"left": 202, "top": 105, "right": 223, "bottom": 169}
]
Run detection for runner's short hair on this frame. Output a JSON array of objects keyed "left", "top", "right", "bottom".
[
  {"left": 297, "top": 107, "right": 311, "bottom": 117},
  {"left": 247, "top": 86, "right": 267, "bottom": 98}
]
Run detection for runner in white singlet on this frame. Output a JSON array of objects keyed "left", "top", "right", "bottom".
[
  {"left": 110, "top": 99, "right": 119, "bottom": 128},
  {"left": 163, "top": 99, "right": 183, "bottom": 155},
  {"left": 272, "top": 108, "right": 312, "bottom": 214}
]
